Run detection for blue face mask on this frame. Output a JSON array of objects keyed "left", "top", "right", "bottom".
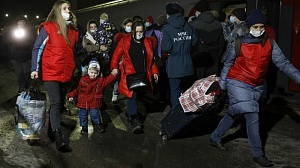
[
  {"left": 125, "top": 26, "right": 132, "bottom": 33},
  {"left": 229, "top": 16, "right": 235, "bottom": 24},
  {"left": 136, "top": 34, "right": 143, "bottom": 40},
  {"left": 145, "top": 22, "right": 151, "bottom": 27}
]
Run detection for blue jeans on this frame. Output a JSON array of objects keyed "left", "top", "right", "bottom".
[
  {"left": 44, "top": 81, "right": 69, "bottom": 130},
  {"left": 211, "top": 112, "right": 264, "bottom": 157},
  {"left": 126, "top": 91, "right": 138, "bottom": 116},
  {"left": 79, "top": 108, "right": 101, "bottom": 126}
]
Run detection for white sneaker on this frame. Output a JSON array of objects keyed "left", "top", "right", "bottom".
[{"left": 112, "top": 94, "right": 118, "bottom": 102}]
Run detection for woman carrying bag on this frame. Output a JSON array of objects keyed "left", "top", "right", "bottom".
[
  {"left": 110, "top": 20, "right": 159, "bottom": 134},
  {"left": 31, "top": 0, "right": 78, "bottom": 152}
]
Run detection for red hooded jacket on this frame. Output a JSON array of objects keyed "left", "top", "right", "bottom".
[{"left": 68, "top": 74, "right": 116, "bottom": 110}]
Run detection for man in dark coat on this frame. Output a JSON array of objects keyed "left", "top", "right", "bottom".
[
  {"left": 189, "top": 1, "right": 225, "bottom": 80},
  {"left": 161, "top": 2, "right": 198, "bottom": 109},
  {"left": 10, "top": 16, "right": 35, "bottom": 93}
]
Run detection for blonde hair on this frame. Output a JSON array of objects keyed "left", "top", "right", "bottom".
[
  {"left": 46, "top": 0, "right": 77, "bottom": 45},
  {"left": 100, "top": 13, "right": 108, "bottom": 20}
]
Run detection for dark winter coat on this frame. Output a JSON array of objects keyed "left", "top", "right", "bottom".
[
  {"left": 162, "top": 13, "right": 198, "bottom": 78},
  {"left": 189, "top": 11, "right": 225, "bottom": 65},
  {"left": 10, "top": 26, "right": 34, "bottom": 62}
]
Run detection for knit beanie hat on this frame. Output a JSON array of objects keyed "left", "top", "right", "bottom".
[
  {"left": 99, "top": 13, "right": 108, "bottom": 21},
  {"left": 231, "top": 8, "right": 246, "bottom": 21},
  {"left": 219, "top": 11, "right": 226, "bottom": 22},
  {"left": 165, "top": 2, "right": 183, "bottom": 16},
  {"left": 157, "top": 15, "right": 167, "bottom": 26},
  {"left": 193, "top": 0, "right": 211, "bottom": 12},
  {"left": 88, "top": 57, "right": 100, "bottom": 75},
  {"left": 246, "top": 10, "right": 267, "bottom": 28}
]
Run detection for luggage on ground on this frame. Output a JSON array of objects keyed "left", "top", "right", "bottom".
[
  {"left": 159, "top": 75, "right": 224, "bottom": 141},
  {"left": 179, "top": 74, "right": 220, "bottom": 113}
]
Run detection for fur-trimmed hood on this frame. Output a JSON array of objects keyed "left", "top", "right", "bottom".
[
  {"left": 114, "top": 32, "right": 130, "bottom": 42},
  {"left": 86, "top": 20, "right": 98, "bottom": 35}
]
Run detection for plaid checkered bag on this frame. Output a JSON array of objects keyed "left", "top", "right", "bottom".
[{"left": 179, "top": 75, "right": 220, "bottom": 112}]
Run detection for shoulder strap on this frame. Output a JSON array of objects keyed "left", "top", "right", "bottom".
[
  {"left": 235, "top": 37, "right": 274, "bottom": 56},
  {"left": 269, "top": 37, "right": 274, "bottom": 50},
  {"left": 234, "top": 36, "right": 242, "bottom": 56}
]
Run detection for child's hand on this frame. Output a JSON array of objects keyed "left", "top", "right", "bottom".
[
  {"left": 111, "top": 69, "right": 118, "bottom": 76},
  {"left": 69, "top": 97, "right": 74, "bottom": 102},
  {"left": 100, "top": 45, "right": 108, "bottom": 51},
  {"left": 153, "top": 74, "right": 159, "bottom": 83}
]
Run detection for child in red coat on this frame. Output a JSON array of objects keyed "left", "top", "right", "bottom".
[{"left": 68, "top": 58, "right": 116, "bottom": 133}]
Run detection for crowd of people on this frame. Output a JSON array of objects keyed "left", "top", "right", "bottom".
[{"left": 9, "top": 0, "right": 300, "bottom": 167}]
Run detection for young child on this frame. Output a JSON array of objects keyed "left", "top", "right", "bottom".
[{"left": 68, "top": 57, "right": 117, "bottom": 133}]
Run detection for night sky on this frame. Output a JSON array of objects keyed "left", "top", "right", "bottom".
[
  {"left": 0, "top": 0, "right": 113, "bottom": 28},
  {"left": 0, "top": 0, "right": 56, "bottom": 27}
]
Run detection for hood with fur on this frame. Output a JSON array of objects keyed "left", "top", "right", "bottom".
[{"left": 86, "top": 20, "right": 98, "bottom": 35}]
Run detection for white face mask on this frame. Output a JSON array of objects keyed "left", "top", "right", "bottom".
[
  {"left": 145, "top": 22, "right": 151, "bottom": 27},
  {"left": 125, "top": 26, "right": 132, "bottom": 33},
  {"left": 229, "top": 16, "right": 235, "bottom": 24},
  {"left": 195, "top": 11, "right": 201, "bottom": 17},
  {"left": 90, "top": 29, "right": 96, "bottom": 33},
  {"left": 249, "top": 29, "right": 265, "bottom": 37},
  {"left": 136, "top": 34, "right": 143, "bottom": 40},
  {"left": 62, "top": 12, "right": 70, "bottom": 20},
  {"left": 66, "top": 20, "right": 72, "bottom": 25}
]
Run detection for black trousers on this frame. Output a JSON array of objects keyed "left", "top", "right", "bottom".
[
  {"left": 10, "top": 59, "right": 31, "bottom": 92},
  {"left": 44, "top": 81, "right": 69, "bottom": 130}
]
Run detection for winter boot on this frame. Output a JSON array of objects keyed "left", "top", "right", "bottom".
[
  {"left": 48, "top": 125, "right": 55, "bottom": 142},
  {"left": 253, "top": 156, "right": 273, "bottom": 167},
  {"left": 81, "top": 126, "right": 88, "bottom": 134},
  {"left": 47, "top": 115, "right": 55, "bottom": 142},
  {"left": 94, "top": 124, "right": 105, "bottom": 133},
  {"left": 128, "top": 115, "right": 143, "bottom": 134},
  {"left": 52, "top": 129, "right": 72, "bottom": 152}
]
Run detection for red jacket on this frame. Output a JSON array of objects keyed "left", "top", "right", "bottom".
[
  {"left": 227, "top": 39, "right": 272, "bottom": 86},
  {"left": 41, "top": 22, "right": 78, "bottom": 82},
  {"left": 68, "top": 74, "right": 116, "bottom": 110},
  {"left": 110, "top": 33, "right": 159, "bottom": 98}
]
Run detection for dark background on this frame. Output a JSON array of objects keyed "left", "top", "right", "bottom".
[
  {"left": 0, "top": 0, "right": 56, "bottom": 27},
  {"left": 0, "top": 0, "right": 114, "bottom": 28}
]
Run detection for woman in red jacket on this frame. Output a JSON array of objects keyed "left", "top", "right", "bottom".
[
  {"left": 31, "top": 0, "right": 78, "bottom": 152},
  {"left": 110, "top": 20, "right": 159, "bottom": 134}
]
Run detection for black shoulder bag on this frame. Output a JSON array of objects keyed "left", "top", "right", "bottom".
[{"left": 125, "top": 50, "right": 148, "bottom": 91}]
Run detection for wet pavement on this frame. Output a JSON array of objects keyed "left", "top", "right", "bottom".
[{"left": 1, "top": 61, "right": 300, "bottom": 168}]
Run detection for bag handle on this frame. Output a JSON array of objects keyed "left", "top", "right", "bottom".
[{"left": 27, "top": 79, "right": 41, "bottom": 91}]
